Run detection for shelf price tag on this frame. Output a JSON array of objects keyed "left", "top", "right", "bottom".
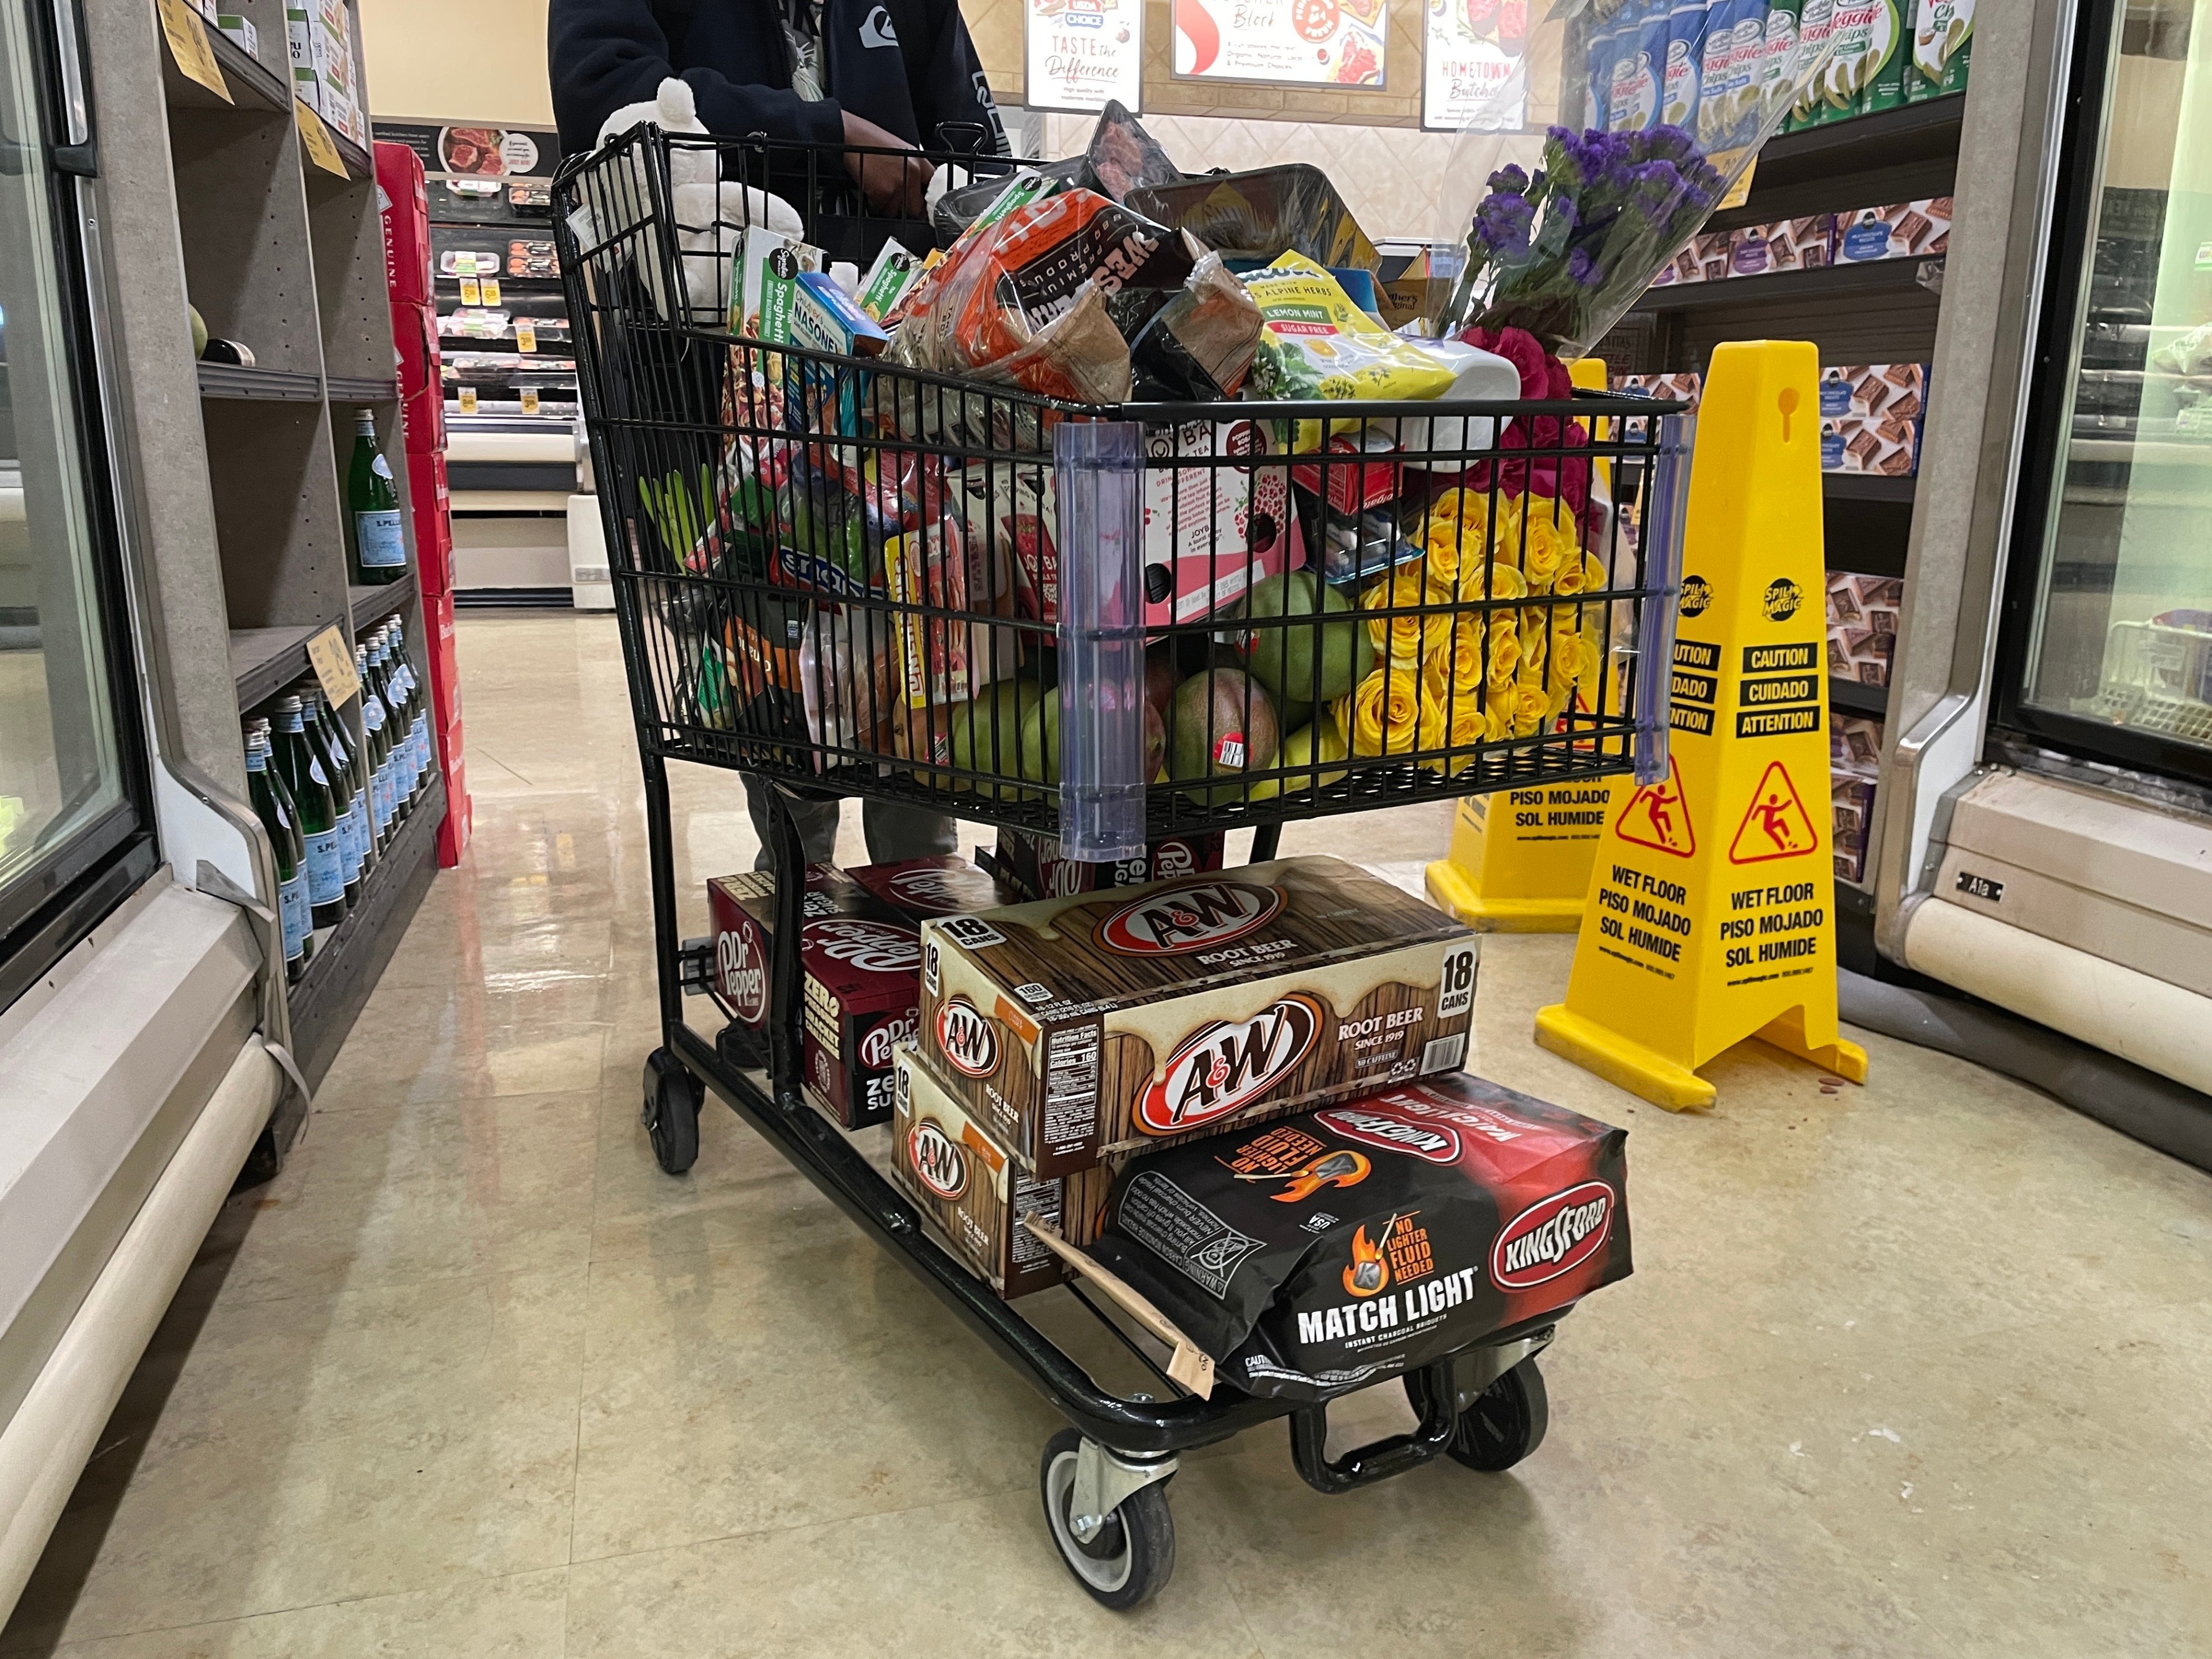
[
  {"left": 515, "top": 322, "right": 536, "bottom": 354},
  {"left": 306, "top": 624, "right": 362, "bottom": 709},
  {"left": 157, "top": 0, "right": 231, "bottom": 103},
  {"left": 459, "top": 277, "right": 482, "bottom": 305},
  {"left": 296, "top": 100, "right": 347, "bottom": 177},
  {"left": 459, "top": 385, "right": 479, "bottom": 414},
  {"left": 481, "top": 278, "right": 502, "bottom": 306},
  {"left": 520, "top": 387, "right": 541, "bottom": 415}
]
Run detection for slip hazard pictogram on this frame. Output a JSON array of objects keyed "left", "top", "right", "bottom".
[
  {"left": 1613, "top": 756, "right": 1696, "bottom": 857},
  {"left": 1728, "top": 760, "right": 1819, "bottom": 863}
]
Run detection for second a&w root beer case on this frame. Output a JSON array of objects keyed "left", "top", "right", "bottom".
[{"left": 916, "top": 855, "right": 1480, "bottom": 1177}]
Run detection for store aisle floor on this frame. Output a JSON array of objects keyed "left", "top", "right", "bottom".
[{"left": 7, "top": 612, "right": 2210, "bottom": 1658}]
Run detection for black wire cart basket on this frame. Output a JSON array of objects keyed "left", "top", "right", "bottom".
[{"left": 555, "top": 124, "right": 1688, "bottom": 1608}]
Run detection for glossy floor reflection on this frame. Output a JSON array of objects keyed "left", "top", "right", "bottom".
[{"left": 6, "top": 613, "right": 2209, "bottom": 1658}]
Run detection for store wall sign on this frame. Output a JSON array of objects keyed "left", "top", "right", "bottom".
[
  {"left": 1173, "top": 0, "right": 1387, "bottom": 87},
  {"left": 1026, "top": 0, "right": 1143, "bottom": 112},
  {"left": 1423, "top": 0, "right": 1529, "bottom": 130},
  {"left": 375, "top": 120, "right": 558, "bottom": 184}
]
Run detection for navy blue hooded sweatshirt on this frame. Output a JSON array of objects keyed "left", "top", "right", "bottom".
[{"left": 549, "top": 0, "right": 1007, "bottom": 159}]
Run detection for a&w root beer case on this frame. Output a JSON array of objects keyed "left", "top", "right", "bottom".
[
  {"left": 709, "top": 857, "right": 1020, "bottom": 1127},
  {"left": 1084, "top": 1073, "right": 1633, "bottom": 1400},
  {"left": 890, "top": 1044, "right": 1115, "bottom": 1298},
  {"left": 916, "top": 857, "right": 1480, "bottom": 1177}
]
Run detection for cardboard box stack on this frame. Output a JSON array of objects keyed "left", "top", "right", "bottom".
[
  {"left": 1827, "top": 573, "right": 1903, "bottom": 689},
  {"left": 376, "top": 139, "right": 466, "bottom": 865},
  {"left": 287, "top": 0, "right": 368, "bottom": 146},
  {"left": 1819, "top": 365, "right": 1927, "bottom": 476},
  {"left": 1645, "top": 196, "right": 1949, "bottom": 299},
  {"left": 1832, "top": 715, "right": 1884, "bottom": 882}
]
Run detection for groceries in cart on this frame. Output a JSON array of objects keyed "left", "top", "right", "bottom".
[{"left": 1079, "top": 1073, "right": 1631, "bottom": 1401}]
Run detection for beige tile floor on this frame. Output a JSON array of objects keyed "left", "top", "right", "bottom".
[{"left": 7, "top": 612, "right": 2211, "bottom": 1658}]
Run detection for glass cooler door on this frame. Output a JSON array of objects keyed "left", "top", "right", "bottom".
[{"left": 1999, "top": 0, "right": 2212, "bottom": 782}]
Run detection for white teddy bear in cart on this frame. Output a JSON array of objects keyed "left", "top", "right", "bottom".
[{"left": 589, "top": 77, "right": 805, "bottom": 323}]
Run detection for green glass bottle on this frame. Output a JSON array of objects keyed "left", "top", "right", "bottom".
[
  {"left": 246, "top": 725, "right": 310, "bottom": 980},
  {"left": 358, "top": 642, "right": 395, "bottom": 850},
  {"left": 349, "top": 409, "right": 407, "bottom": 584},
  {"left": 273, "top": 695, "right": 345, "bottom": 930},
  {"left": 300, "top": 686, "right": 361, "bottom": 912}
]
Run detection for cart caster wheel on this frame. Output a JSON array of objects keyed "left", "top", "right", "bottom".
[
  {"left": 1404, "top": 1355, "right": 1550, "bottom": 1472},
  {"left": 641, "top": 1049, "right": 701, "bottom": 1176},
  {"left": 1039, "top": 1430, "right": 1175, "bottom": 1610}
]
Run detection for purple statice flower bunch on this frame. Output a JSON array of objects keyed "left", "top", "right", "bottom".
[{"left": 1443, "top": 124, "right": 1727, "bottom": 355}]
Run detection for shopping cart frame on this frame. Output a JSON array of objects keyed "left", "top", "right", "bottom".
[{"left": 556, "top": 125, "right": 1686, "bottom": 1604}]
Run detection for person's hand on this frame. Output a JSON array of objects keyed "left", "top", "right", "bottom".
[{"left": 842, "top": 111, "right": 933, "bottom": 215}]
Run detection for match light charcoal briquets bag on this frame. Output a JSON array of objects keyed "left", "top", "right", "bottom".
[{"left": 1084, "top": 1073, "right": 1631, "bottom": 1402}]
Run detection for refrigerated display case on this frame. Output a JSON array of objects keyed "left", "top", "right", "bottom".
[{"left": 1874, "top": 0, "right": 2212, "bottom": 1108}]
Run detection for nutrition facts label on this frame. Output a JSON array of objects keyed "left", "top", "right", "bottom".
[
  {"left": 1010, "top": 1173, "right": 1062, "bottom": 1266},
  {"left": 1042, "top": 1022, "right": 1101, "bottom": 1154}
]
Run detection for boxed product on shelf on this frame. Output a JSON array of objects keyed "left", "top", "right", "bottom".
[
  {"left": 1832, "top": 715, "right": 1884, "bottom": 882},
  {"left": 1728, "top": 215, "right": 1835, "bottom": 275},
  {"left": 1835, "top": 199, "right": 1953, "bottom": 263},
  {"left": 215, "top": 13, "right": 255, "bottom": 53},
  {"left": 1818, "top": 364, "right": 1927, "bottom": 475},
  {"left": 1908, "top": 0, "right": 1973, "bottom": 101},
  {"left": 990, "top": 826, "right": 1226, "bottom": 902},
  {"left": 890, "top": 1043, "right": 1115, "bottom": 1298},
  {"left": 374, "top": 142, "right": 431, "bottom": 306},
  {"left": 709, "top": 857, "right": 1021, "bottom": 1129},
  {"left": 916, "top": 856, "right": 1479, "bottom": 1177},
  {"left": 1692, "top": 230, "right": 1733, "bottom": 282},
  {"left": 1612, "top": 372, "right": 1703, "bottom": 414},
  {"left": 1826, "top": 573, "right": 1903, "bottom": 687}
]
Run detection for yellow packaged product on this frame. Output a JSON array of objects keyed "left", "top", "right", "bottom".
[{"left": 1245, "top": 254, "right": 1456, "bottom": 448}]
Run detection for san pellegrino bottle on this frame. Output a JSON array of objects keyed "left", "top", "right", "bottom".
[
  {"left": 377, "top": 627, "right": 421, "bottom": 815},
  {"left": 349, "top": 410, "right": 406, "bottom": 584},
  {"left": 388, "top": 622, "right": 430, "bottom": 805},
  {"left": 247, "top": 725, "right": 310, "bottom": 979},
  {"left": 300, "top": 686, "right": 361, "bottom": 912},
  {"left": 273, "top": 695, "right": 344, "bottom": 929},
  {"left": 319, "top": 677, "right": 377, "bottom": 884},
  {"left": 357, "top": 642, "right": 395, "bottom": 849}
]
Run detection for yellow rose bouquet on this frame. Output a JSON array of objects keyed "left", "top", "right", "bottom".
[{"left": 1336, "top": 666, "right": 1425, "bottom": 756}]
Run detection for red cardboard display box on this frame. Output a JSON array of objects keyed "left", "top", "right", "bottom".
[
  {"left": 400, "top": 377, "right": 445, "bottom": 455},
  {"left": 436, "top": 781, "right": 472, "bottom": 868},
  {"left": 392, "top": 300, "right": 439, "bottom": 397},
  {"left": 373, "top": 141, "right": 430, "bottom": 308},
  {"left": 707, "top": 857, "right": 1022, "bottom": 1128},
  {"left": 423, "top": 589, "right": 460, "bottom": 730},
  {"left": 408, "top": 450, "right": 453, "bottom": 594}
]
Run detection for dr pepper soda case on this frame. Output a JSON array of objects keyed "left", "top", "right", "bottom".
[
  {"left": 916, "top": 856, "right": 1480, "bottom": 1177},
  {"left": 708, "top": 857, "right": 1021, "bottom": 1127}
]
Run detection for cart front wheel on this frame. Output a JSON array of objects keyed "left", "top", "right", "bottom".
[
  {"left": 642, "top": 1049, "right": 702, "bottom": 1176},
  {"left": 1404, "top": 1355, "right": 1550, "bottom": 1472},
  {"left": 1039, "top": 1430, "right": 1174, "bottom": 1609}
]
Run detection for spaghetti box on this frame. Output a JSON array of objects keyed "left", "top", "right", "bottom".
[
  {"left": 707, "top": 865, "right": 924, "bottom": 1128},
  {"left": 990, "top": 827, "right": 1227, "bottom": 902},
  {"left": 917, "top": 856, "right": 1479, "bottom": 1178},
  {"left": 891, "top": 1044, "right": 1116, "bottom": 1299}
]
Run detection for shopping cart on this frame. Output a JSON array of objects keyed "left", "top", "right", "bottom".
[{"left": 555, "top": 126, "right": 1689, "bottom": 1608}]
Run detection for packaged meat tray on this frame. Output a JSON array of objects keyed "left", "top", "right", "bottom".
[
  {"left": 1080, "top": 1072, "right": 1633, "bottom": 1400},
  {"left": 916, "top": 856, "right": 1479, "bottom": 1176}
]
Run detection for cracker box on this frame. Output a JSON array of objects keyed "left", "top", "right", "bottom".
[
  {"left": 917, "top": 856, "right": 1480, "bottom": 1177},
  {"left": 1835, "top": 199, "right": 1952, "bottom": 263},
  {"left": 990, "top": 827, "right": 1228, "bottom": 903},
  {"left": 706, "top": 865, "right": 926, "bottom": 1128},
  {"left": 891, "top": 1044, "right": 1116, "bottom": 1298}
]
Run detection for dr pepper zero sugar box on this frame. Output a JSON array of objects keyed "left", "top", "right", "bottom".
[
  {"left": 708, "top": 857, "right": 1021, "bottom": 1128},
  {"left": 916, "top": 856, "right": 1480, "bottom": 1177}
]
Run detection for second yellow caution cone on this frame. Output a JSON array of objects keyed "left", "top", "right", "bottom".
[
  {"left": 1426, "top": 358, "right": 1624, "bottom": 931},
  {"left": 1535, "top": 340, "right": 1869, "bottom": 1111}
]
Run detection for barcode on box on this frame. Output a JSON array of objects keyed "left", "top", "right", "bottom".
[{"left": 1421, "top": 1033, "right": 1468, "bottom": 1075}]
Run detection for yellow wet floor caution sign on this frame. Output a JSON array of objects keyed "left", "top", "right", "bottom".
[
  {"left": 1535, "top": 340, "right": 1869, "bottom": 1111},
  {"left": 1426, "top": 358, "right": 1623, "bottom": 931}
]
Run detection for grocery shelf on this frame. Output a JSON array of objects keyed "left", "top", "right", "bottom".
[
  {"left": 327, "top": 374, "right": 400, "bottom": 403},
  {"left": 286, "top": 772, "right": 448, "bottom": 1089},
  {"left": 350, "top": 569, "right": 419, "bottom": 631},
  {"left": 161, "top": 19, "right": 289, "bottom": 113},
  {"left": 1749, "top": 99, "right": 1967, "bottom": 194},
  {"left": 1631, "top": 256, "right": 1944, "bottom": 316},
  {"left": 197, "top": 362, "right": 325, "bottom": 402},
  {"left": 331, "top": 128, "right": 373, "bottom": 181},
  {"left": 1830, "top": 677, "right": 1891, "bottom": 719},
  {"left": 230, "top": 619, "right": 334, "bottom": 710},
  {"left": 436, "top": 271, "right": 566, "bottom": 291},
  {"left": 1826, "top": 473, "right": 1917, "bottom": 504}
]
